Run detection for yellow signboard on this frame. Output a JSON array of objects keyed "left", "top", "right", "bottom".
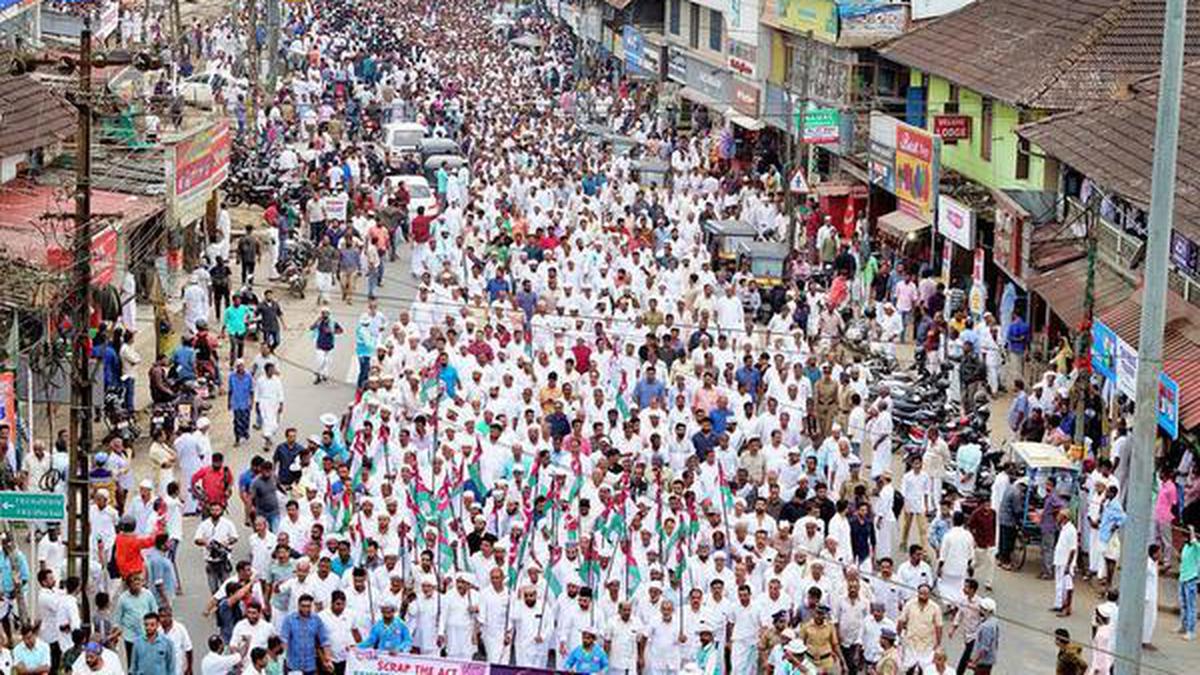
[{"left": 772, "top": 0, "right": 840, "bottom": 43}]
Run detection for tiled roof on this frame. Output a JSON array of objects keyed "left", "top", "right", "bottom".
[
  {"left": 0, "top": 74, "right": 77, "bottom": 158},
  {"left": 880, "top": 0, "right": 1200, "bottom": 109},
  {"left": 1017, "top": 62, "right": 1200, "bottom": 239}
]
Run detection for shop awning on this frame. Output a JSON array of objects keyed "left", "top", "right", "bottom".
[
  {"left": 1099, "top": 290, "right": 1200, "bottom": 429},
  {"left": 678, "top": 86, "right": 723, "bottom": 111},
  {"left": 877, "top": 210, "right": 931, "bottom": 239},
  {"left": 1026, "top": 257, "right": 1135, "bottom": 331},
  {"left": 726, "top": 108, "right": 765, "bottom": 131}
]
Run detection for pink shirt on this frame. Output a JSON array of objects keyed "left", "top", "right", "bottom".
[
  {"left": 894, "top": 281, "right": 919, "bottom": 312},
  {"left": 1155, "top": 479, "right": 1178, "bottom": 524}
]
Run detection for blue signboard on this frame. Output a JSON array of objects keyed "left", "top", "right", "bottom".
[
  {"left": 1091, "top": 321, "right": 1118, "bottom": 382},
  {"left": 905, "top": 86, "right": 927, "bottom": 129},
  {"left": 622, "top": 25, "right": 645, "bottom": 74},
  {"left": 1158, "top": 372, "right": 1180, "bottom": 439}
]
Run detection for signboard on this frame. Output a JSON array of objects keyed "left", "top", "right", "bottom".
[
  {"left": 802, "top": 108, "right": 841, "bottom": 144},
  {"left": 941, "top": 239, "right": 953, "bottom": 287},
  {"left": 667, "top": 47, "right": 687, "bottom": 83},
  {"left": 324, "top": 194, "right": 349, "bottom": 222},
  {"left": 968, "top": 247, "right": 986, "bottom": 316},
  {"left": 46, "top": 228, "right": 119, "bottom": 286},
  {"left": 868, "top": 112, "right": 897, "bottom": 192},
  {"left": 171, "top": 121, "right": 231, "bottom": 224},
  {"left": 1116, "top": 337, "right": 1138, "bottom": 399},
  {"left": 622, "top": 25, "right": 645, "bottom": 74},
  {"left": 894, "top": 123, "right": 937, "bottom": 222},
  {"left": 347, "top": 649, "right": 487, "bottom": 675},
  {"left": 772, "top": 0, "right": 839, "bottom": 44},
  {"left": 937, "top": 196, "right": 975, "bottom": 249},
  {"left": 1172, "top": 230, "right": 1200, "bottom": 278},
  {"left": 934, "top": 115, "right": 971, "bottom": 143},
  {"left": 838, "top": 2, "right": 909, "bottom": 43},
  {"left": 97, "top": 0, "right": 120, "bottom": 40},
  {"left": 1159, "top": 373, "right": 1180, "bottom": 439},
  {"left": 733, "top": 80, "right": 760, "bottom": 117},
  {"left": 0, "top": 372, "right": 15, "bottom": 447},
  {"left": 683, "top": 55, "right": 730, "bottom": 103},
  {"left": 911, "top": 0, "right": 977, "bottom": 20},
  {"left": 790, "top": 168, "right": 810, "bottom": 194},
  {"left": 1091, "top": 321, "right": 1118, "bottom": 382},
  {"left": 0, "top": 492, "right": 65, "bottom": 521},
  {"left": 728, "top": 39, "right": 757, "bottom": 79}
]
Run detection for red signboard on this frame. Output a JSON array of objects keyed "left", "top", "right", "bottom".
[
  {"left": 933, "top": 115, "right": 971, "bottom": 143},
  {"left": 733, "top": 80, "right": 760, "bottom": 118},
  {"left": 174, "top": 121, "right": 231, "bottom": 200},
  {"left": 46, "top": 227, "right": 119, "bottom": 286}
]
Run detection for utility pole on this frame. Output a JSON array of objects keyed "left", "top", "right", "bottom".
[
  {"left": 246, "top": 0, "right": 259, "bottom": 146},
  {"left": 1075, "top": 198, "right": 1097, "bottom": 446},
  {"left": 785, "top": 30, "right": 813, "bottom": 250},
  {"left": 266, "top": 0, "right": 280, "bottom": 92},
  {"left": 1112, "top": 0, "right": 1188, "bottom": 673},
  {"left": 67, "top": 22, "right": 95, "bottom": 625}
]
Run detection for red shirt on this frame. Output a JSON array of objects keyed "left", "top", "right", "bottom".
[
  {"left": 191, "top": 465, "right": 233, "bottom": 507},
  {"left": 114, "top": 532, "right": 157, "bottom": 577},
  {"left": 570, "top": 344, "right": 592, "bottom": 373},
  {"left": 411, "top": 215, "right": 435, "bottom": 243}
]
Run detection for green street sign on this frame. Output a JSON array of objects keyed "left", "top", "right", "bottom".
[{"left": 0, "top": 492, "right": 66, "bottom": 521}]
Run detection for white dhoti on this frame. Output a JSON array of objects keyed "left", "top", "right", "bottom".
[
  {"left": 259, "top": 402, "right": 281, "bottom": 441},
  {"left": 181, "top": 460, "right": 201, "bottom": 512},
  {"left": 902, "top": 646, "right": 934, "bottom": 671},
  {"left": 938, "top": 572, "right": 966, "bottom": 605},
  {"left": 1088, "top": 528, "right": 1105, "bottom": 576},
  {"left": 316, "top": 271, "right": 334, "bottom": 299},
  {"left": 730, "top": 640, "right": 758, "bottom": 675},
  {"left": 445, "top": 625, "right": 474, "bottom": 659},
  {"left": 514, "top": 642, "right": 548, "bottom": 668},
  {"left": 877, "top": 519, "right": 897, "bottom": 560},
  {"left": 483, "top": 634, "right": 506, "bottom": 664},
  {"left": 315, "top": 349, "right": 333, "bottom": 379},
  {"left": 1054, "top": 564, "right": 1074, "bottom": 608}
]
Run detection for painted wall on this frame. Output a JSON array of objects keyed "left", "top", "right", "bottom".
[{"left": 914, "top": 71, "right": 1051, "bottom": 191}]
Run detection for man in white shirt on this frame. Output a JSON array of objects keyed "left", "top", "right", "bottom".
[
  {"left": 1052, "top": 507, "right": 1078, "bottom": 616},
  {"left": 936, "top": 512, "right": 976, "bottom": 605},
  {"left": 604, "top": 600, "right": 643, "bottom": 675},
  {"left": 159, "top": 606, "right": 194, "bottom": 675},
  {"left": 318, "top": 591, "right": 361, "bottom": 672},
  {"left": 70, "top": 643, "right": 123, "bottom": 675},
  {"left": 899, "top": 457, "right": 933, "bottom": 557}
]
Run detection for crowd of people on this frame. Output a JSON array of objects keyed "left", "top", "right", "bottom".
[{"left": 5, "top": 0, "right": 1200, "bottom": 675}]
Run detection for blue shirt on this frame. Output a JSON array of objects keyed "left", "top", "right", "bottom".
[
  {"left": 228, "top": 371, "right": 254, "bottom": 410},
  {"left": 486, "top": 276, "right": 511, "bottom": 302},
  {"left": 355, "top": 323, "right": 377, "bottom": 357},
  {"left": 280, "top": 612, "right": 330, "bottom": 672},
  {"left": 0, "top": 549, "right": 29, "bottom": 593},
  {"left": 633, "top": 378, "right": 666, "bottom": 408},
  {"left": 736, "top": 365, "right": 762, "bottom": 400},
  {"left": 358, "top": 618, "right": 413, "bottom": 652},
  {"left": 1006, "top": 318, "right": 1030, "bottom": 354},
  {"left": 223, "top": 304, "right": 251, "bottom": 336},
  {"left": 710, "top": 407, "right": 734, "bottom": 436},
  {"left": 145, "top": 548, "right": 177, "bottom": 597},
  {"left": 171, "top": 345, "right": 196, "bottom": 381},
  {"left": 130, "top": 633, "right": 175, "bottom": 675},
  {"left": 439, "top": 364, "right": 460, "bottom": 399},
  {"left": 95, "top": 343, "right": 121, "bottom": 388},
  {"left": 563, "top": 644, "right": 609, "bottom": 673}
]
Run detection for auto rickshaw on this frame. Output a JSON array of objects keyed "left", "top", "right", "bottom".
[
  {"left": 424, "top": 154, "right": 468, "bottom": 185},
  {"left": 1005, "top": 441, "right": 1081, "bottom": 570},
  {"left": 631, "top": 159, "right": 671, "bottom": 188},
  {"left": 736, "top": 240, "right": 791, "bottom": 288},
  {"left": 702, "top": 219, "right": 759, "bottom": 271}
]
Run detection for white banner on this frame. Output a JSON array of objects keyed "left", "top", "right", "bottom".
[
  {"left": 911, "top": 0, "right": 977, "bottom": 20},
  {"left": 937, "top": 195, "right": 975, "bottom": 249},
  {"left": 346, "top": 649, "right": 489, "bottom": 675},
  {"left": 97, "top": 0, "right": 120, "bottom": 41},
  {"left": 1116, "top": 337, "right": 1138, "bottom": 399}
]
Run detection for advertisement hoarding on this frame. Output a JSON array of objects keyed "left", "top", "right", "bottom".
[
  {"left": 937, "top": 195, "right": 974, "bottom": 249},
  {"left": 894, "top": 123, "right": 937, "bottom": 222}
]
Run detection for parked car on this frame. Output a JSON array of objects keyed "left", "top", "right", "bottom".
[
  {"left": 383, "top": 122, "right": 428, "bottom": 170},
  {"left": 383, "top": 175, "right": 439, "bottom": 218},
  {"left": 178, "top": 71, "right": 246, "bottom": 109}
]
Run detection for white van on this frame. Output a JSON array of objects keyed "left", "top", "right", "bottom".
[{"left": 383, "top": 122, "right": 428, "bottom": 169}]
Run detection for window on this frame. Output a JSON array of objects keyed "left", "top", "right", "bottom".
[
  {"left": 689, "top": 4, "right": 700, "bottom": 49},
  {"left": 782, "top": 43, "right": 796, "bottom": 88},
  {"left": 1016, "top": 110, "right": 1033, "bottom": 179},
  {"left": 669, "top": 0, "right": 681, "bottom": 35},
  {"left": 709, "top": 9, "right": 724, "bottom": 52},
  {"left": 981, "top": 97, "right": 993, "bottom": 161},
  {"left": 944, "top": 84, "right": 960, "bottom": 114}
]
